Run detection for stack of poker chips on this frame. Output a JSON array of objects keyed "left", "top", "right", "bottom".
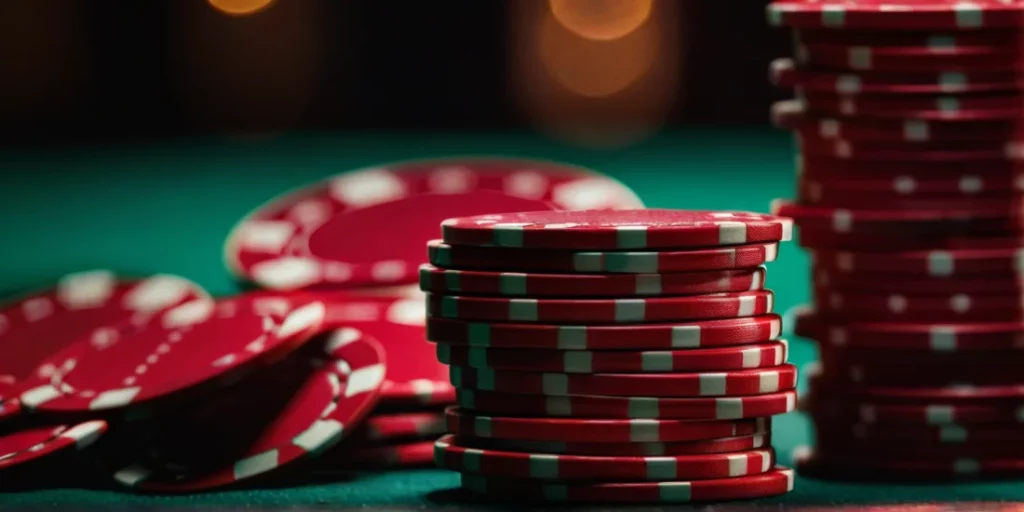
[
  {"left": 421, "top": 209, "right": 797, "bottom": 504},
  {"left": 767, "top": 1, "right": 1024, "bottom": 480}
]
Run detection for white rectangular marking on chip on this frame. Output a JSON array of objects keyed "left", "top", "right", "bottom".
[
  {"left": 440, "top": 296, "right": 458, "bottom": 318},
  {"left": 847, "top": 47, "right": 872, "bottom": 70},
  {"left": 631, "top": 419, "right": 660, "bottom": 442},
  {"left": 659, "top": 482, "right": 693, "bottom": 501},
  {"left": 90, "top": 387, "right": 141, "bottom": 410},
  {"left": 530, "top": 454, "right": 559, "bottom": 479},
  {"left": 928, "top": 251, "right": 955, "bottom": 276},
  {"left": 564, "top": 351, "right": 593, "bottom": 373},
  {"left": 939, "top": 72, "right": 967, "bottom": 93},
  {"left": 615, "top": 299, "right": 646, "bottom": 322},
  {"left": 500, "top": 273, "right": 527, "bottom": 295},
  {"left": 605, "top": 252, "right": 658, "bottom": 273},
  {"left": 557, "top": 326, "right": 587, "bottom": 350},
  {"left": 464, "top": 449, "right": 483, "bottom": 472},
  {"left": 954, "top": 459, "right": 981, "bottom": 474},
  {"left": 671, "top": 325, "right": 702, "bottom": 348},
  {"left": 938, "top": 97, "right": 961, "bottom": 113},
  {"left": 629, "top": 397, "right": 660, "bottom": 418},
  {"left": 700, "top": 374, "right": 727, "bottom": 396},
  {"left": 468, "top": 323, "right": 491, "bottom": 346},
  {"left": 616, "top": 226, "right": 648, "bottom": 248},
  {"left": 737, "top": 295, "right": 757, "bottom": 316},
  {"left": 716, "top": 397, "right": 743, "bottom": 419},
  {"left": 836, "top": 75, "right": 862, "bottom": 95},
  {"left": 547, "top": 396, "right": 573, "bottom": 416},
  {"left": 904, "top": 120, "right": 930, "bottom": 142},
  {"left": 543, "top": 484, "right": 569, "bottom": 501},
  {"left": 234, "top": 450, "right": 280, "bottom": 479},
  {"left": 508, "top": 299, "right": 538, "bottom": 321},
  {"left": 648, "top": 458, "right": 677, "bottom": 480},
  {"left": 475, "top": 416, "right": 493, "bottom": 437},
  {"left": 347, "top": 364, "right": 386, "bottom": 396},
  {"left": 573, "top": 252, "right": 604, "bottom": 272},
  {"left": 761, "top": 371, "right": 781, "bottom": 392},
  {"left": 476, "top": 368, "right": 495, "bottom": 390},
  {"left": 926, "top": 405, "right": 955, "bottom": 425},
  {"left": 822, "top": 6, "right": 845, "bottom": 27},
  {"left": 493, "top": 225, "right": 525, "bottom": 247},
  {"left": 433, "top": 245, "right": 453, "bottom": 266},
  {"left": 742, "top": 347, "right": 760, "bottom": 368},
  {"left": 930, "top": 326, "right": 957, "bottom": 351},
  {"left": 543, "top": 373, "right": 569, "bottom": 395},
  {"left": 718, "top": 221, "right": 748, "bottom": 245},
  {"left": 728, "top": 454, "right": 748, "bottom": 476},
  {"left": 443, "top": 270, "right": 462, "bottom": 291},
  {"left": 939, "top": 425, "right": 968, "bottom": 442},
  {"left": 294, "top": 419, "right": 342, "bottom": 452},
  {"left": 642, "top": 352, "right": 672, "bottom": 372},
  {"left": 955, "top": 5, "right": 982, "bottom": 28},
  {"left": 635, "top": 274, "right": 662, "bottom": 295}
]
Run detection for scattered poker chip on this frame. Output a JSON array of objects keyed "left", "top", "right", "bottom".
[
  {"left": 435, "top": 341, "right": 789, "bottom": 374},
  {"left": 425, "top": 291, "right": 775, "bottom": 324},
  {"left": 455, "top": 388, "right": 798, "bottom": 420},
  {"left": 812, "top": 289, "right": 1024, "bottom": 322},
  {"left": 444, "top": 407, "right": 772, "bottom": 443},
  {"left": 455, "top": 434, "right": 771, "bottom": 457},
  {"left": 311, "top": 291, "right": 453, "bottom": 407},
  {"left": 440, "top": 209, "right": 792, "bottom": 250},
  {"left": 418, "top": 264, "right": 767, "bottom": 298},
  {"left": 794, "top": 446, "right": 1024, "bottom": 481},
  {"left": 224, "top": 157, "right": 644, "bottom": 290},
  {"left": 427, "top": 240, "right": 780, "bottom": 274},
  {"left": 774, "top": 200, "right": 1024, "bottom": 234},
  {"left": 810, "top": 247, "right": 1024, "bottom": 276},
  {"left": 434, "top": 434, "right": 775, "bottom": 481},
  {"left": 20, "top": 294, "right": 326, "bottom": 416},
  {"left": 796, "top": 42, "right": 1024, "bottom": 72},
  {"left": 351, "top": 411, "right": 446, "bottom": 443},
  {"left": 771, "top": 59, "right": 1024, "bottom": 96},
  {"left": 450, "top": 364, "right": 798, "bottom": 398},
  {"left": 458, "top": 467, "right": 795, "bottom": 503},
  {"left": 774, "top": 100, "right": 1023, "bottom": 142},
  {"left": 111, "top": 327, "right": 387, "bottom": 492},
  {"left": 426, "top": 315, "right": 783, "bottom": 350},
  {"left": 0, "top": 420, "right": 107, "bottom": 472},
  {"left": 797, "top": 93, "right": 1023, "bottom": 121},
  {"left": 348, "top": 439, "right": 435, "bottom": 469},
  {"left": 0, "top": 271, "right": 207, "bottom": 403},
  {"left": 767, "top": 1, "right": 1024, "bottom": 30}
]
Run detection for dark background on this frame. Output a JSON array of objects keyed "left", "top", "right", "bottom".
[{"left": 0, "top": 0, "right": 791, "bottom": 146}]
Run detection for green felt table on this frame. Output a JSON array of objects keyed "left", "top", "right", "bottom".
[{"left": 0, "top": 129, "right": 1020, "bottom": 510}]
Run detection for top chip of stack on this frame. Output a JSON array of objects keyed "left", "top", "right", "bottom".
[
  {"left": 424, "top": 208, "right": 797, "bottom": 504},
  {"left": 766, "top": 0, "right": 1024, "bottom": 481}
]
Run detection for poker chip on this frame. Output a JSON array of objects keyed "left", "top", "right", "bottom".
[
  {"left": 773, "top": 200, "right": 1024, "bottom": 234},
  {"left": 794, "top": 446, "right": 1024, "bottom": 481},
  {"left": 455, "top": 388, "right": 798, "bottom": 419},
  {"left": 428, "top": 240, "right": 780, "bottom": 274},
  {"left": 811, "top": 290, "right": 1024, "bottom": 322},
  {"left": 439, "top": 209, "right": 792, "bottom": 250},
  {"left": 811, "top": 248, "right": 1024, "bottom": 276},
  {"left": 812, "top": 421, "right": 1024, "bottom": 445},
  {"left": 351, "top": 411, "right": 446, "bottom": 443},
  {"left": 771, "top": 59, "right": 1024, "bottom": 96},
  {"left": 348, "top": 439, "right": 435, "bottom": 469},
  {"left": 795, "top": 29, "right": 1024, "bottom": 48},
  {"left": 426, "top": 315, "right": 784, "bottom": 350},
  {"left": 458, "top": 467, "right": 795, "bottom": 503},
  {"left": 798, "top": 176, "right": 1021, "bottom": 206},
  {"left": 111, "top": 327, "right": 387, "bottom": 492},
  {"left": 794, "top": 311, "right": 1024, "bottom": 352},
  {"left": 434, "top": 434, "right": 775, "bottom": 481},
  {"left": 813, "top": 268, "right": 1024, "bottom": 295},
  {"left": 801, "top": 395, "right": 1024, "bottom": 425},
  {"left": 798, "top": 136, "right": 1024, "bottom": 163},
  {"left": 444, "top": 408, "right": 772, "bottom": 443},
  {"left": 455, "top": 434, "right": 771, "bottom": 457},
  {"left": 0, "top": 420, "right": 107, "bottom": 472},
  {"left": 426, "top": 291, "right": 775, "bottom": 324},
  {"left": 797, "top": 93, "right": 1023, "bottom": 121},
  {"left": 436, "top": 341, "right": 789, "bottom": 374},
  {"left": 799, "top": 153, "right": 1024, "bottom": 178},
  {"left": 796, "top": 42, "right": 1024, "bottom": 72},
  {"left": 224, "top": 157, "right": 644, "bottom": 291},
  {"left": 20, "top": 294, "right": 326, "bottom": 416},
  {"left": 450, "top": 364, "right": 798, "bottom": 398},
  {"left": 767, "top": 1, "right": 1024, "bottom": 30},
  {"left": 418, "top": 265, "right": 767, "bottom": 298}
]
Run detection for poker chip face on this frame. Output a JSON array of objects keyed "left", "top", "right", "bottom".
[
  {"left": 111, "top": 327, "right": 386, "bottom": 492},
  {"left": 224, "top": 158, "right": 644, "bottom": 290},
  {"left": 428, "top": 240, "right": 781, "bottom": 274},
  {"left": 0, "top": 420, "right": 107, "bottom": 472},
  {"left": 20, "top": 294, "right": 326, "bottom": 415},
  {"left": 440, "top": 209, "right": 792, "bottom": 250},
  {"left": 444, "top": 407, "right": 773, "bottom": 443},
  {"left": 458, "top": 467, "right": 795, "bottom": 503},
  {"left": 434, "top": 434, "right": 776, "bottom": 481}
]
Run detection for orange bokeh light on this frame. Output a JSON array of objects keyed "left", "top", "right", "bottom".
[
  {"left": 207, "top": 0, "right": 275, "bottom": 16},
  {"left": 549, "top": 0, "right": 653, "bottom": 40}
]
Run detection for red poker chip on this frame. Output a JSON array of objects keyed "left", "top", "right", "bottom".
[
  {"left": 111, "top": 327, "right": 386, "bottom": 492},
  {"left": 224, "top": 158, "right": 644, "bottom": 291},
  {"left": 799, "top": 153, "right": 1024, "bottom": 178},
  {"left": 444, "top": 407, "right": 772, "bottom": 443},
  {"left": 796, "top": 228, "right": 1024, "bottom": 251},
  {"left": 775, "top": 200, "right": 1024, "bottom": 235},
  {"left": 812, "top": 421, "right": 1024, "bottom": 445},
  {"left": 767, "top": 1, "right": 1024, "bottom": 30},
  {"left": 796, "top": 42, "right": 1024, "bottom": 72},
  {"left": 426, "top": 291, "right": 775, "bottom": 324},
  {"left": 812, "top": 289, "right": 1024, "bottom": 323},
  {"left": 311, "top": 291, "right": 453, "bottom": 407},
  {"left": 811, "top": 247, "right": 1024, "bottom": 277},
  {"left": 428, "top": 240, "right": 780, "bottom": 274},
  {"left": 815, "top": 433, "right": 1024, "bottom": 459},
  {"left": 459, "top": 467, "right": 795, "bottom": 503},
  {"left": 418, "top": 264, "right": 766, "bottom": 298},
  {"left": 798, "top": 93, "right": 1024, "bottom": 121},
  {"left": 794, "top": 446, "right": 1024, "bottom": 481},
  {"left": 0, "top": 271, "right": 207, "bottom": 391},
  {"left": 456, "top": 433, "right": 771, "bottom": 457},
  {"left": 450, "top": 364, "right": 798, "bottom": 398},
  {"left": 798, "top": 136, "right": 1023, "bottom": 163},
  {"left": 350, "top": 411, "right": 446, "bottom": 443},
  {"left": 440, "top": 209, "right": 792, "bottom": 250},
  {"left": 812, "top": 379, "right": 1024, "bottom": 402},
  {"left": 801, "top": 393, "right": 1024, "bottom": 425},
  {"left": 435, "top": 434, "right": 775, "bottom": 481},
  {"left": 814, "top": 358, "right": 1024, "bottom": 387},
  {"left": 436, "top": 341, "right": 789, "bottom": 374},
  {"left": 771, "top": 59, "right": 1024, "bottom": 96},
  {"left": 798, "top": 176, "right": 1020, "bottom": 206},
  {"left": 815, "top": 267, "right": 1024, "bottom": 294},
  {"left": 20, "top": 294, "right": 326, "bottom": 416},
  {"left": 456, "top": 388, "right": 797, "bottom": 420},
  {"left": 346, "top": 439, "right": 435, "bottom": 469},
  {"left": 426, "top": 315, "right": 783, "bottom": 350},
  {"left": 0, "top": 420, "right": 107, "bottom": 472},
  {"left": 796, "top": 29, "right": 1024, "bottom": 48}
]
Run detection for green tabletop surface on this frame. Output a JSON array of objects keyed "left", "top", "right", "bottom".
[{"left": 1, "top": 129, "right": 1021, "bottom": 509}]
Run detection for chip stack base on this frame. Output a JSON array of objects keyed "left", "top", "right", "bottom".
[
  {"left": 424, "top": 209, "right": 796, "bottom": 503},
  {"left": 767, "top": 0, "right": 1024, "bottom": 481}
]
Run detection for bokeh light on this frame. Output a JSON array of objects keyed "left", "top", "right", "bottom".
[
  {"left": 549, "top": 0, "right": 653, "bottom": 41},
  {"left": 208, "top": 0, "right": 275, "bottom": 16}
]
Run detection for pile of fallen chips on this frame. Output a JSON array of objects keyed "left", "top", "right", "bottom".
[
  {"left": 421, "top": 209, "right": 797, "bottom": 503},
  {"left": 0, "top": 158, "right": 646, "bottom": 492},
  {"left": 768, "top": 0, "right": 1024, "bottom": 480}
]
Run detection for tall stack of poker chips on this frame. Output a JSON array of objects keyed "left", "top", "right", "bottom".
[
  {"left": 767, "top": 0, "right": 1024, "bottom": 480},
  {"left": 422, "top": 209, "right": 797, "bottom": 504}
]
